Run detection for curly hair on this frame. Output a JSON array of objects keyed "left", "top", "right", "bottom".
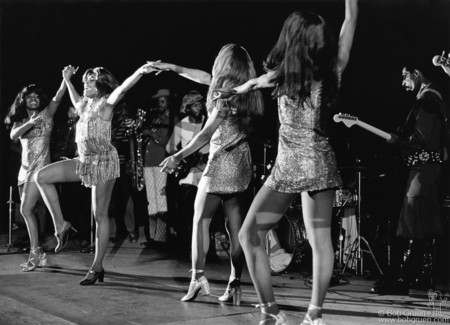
[
  {"left": 207, "top": 44, "right": 264, "bottom": 131},
  {"left": 4, "top": 84, "right": 49, "bottom": 126},
  {"left": 264, "top": 11, "right": 339, "bottom": 104}
]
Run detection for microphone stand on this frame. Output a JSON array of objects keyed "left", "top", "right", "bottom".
[{"left": 7, "top": 186, "right": 14, "bottom": 252}]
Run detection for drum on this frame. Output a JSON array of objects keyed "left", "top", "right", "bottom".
[
  {"left": 334, "top": 189, "right": 357, "bottom": 207},
  {"left": 267, "top": 204, "right": 309, "bottom": 274}
]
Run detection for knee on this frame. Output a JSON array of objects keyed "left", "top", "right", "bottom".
[
  {"left": 238, "top": 227, "right": 251, "bottom": 249},
  {"left": 34, "top": 169, "right": 47, "bottom": 187},
  {"left": 20, "top": 203, "right": 33, "bottom": 218}
]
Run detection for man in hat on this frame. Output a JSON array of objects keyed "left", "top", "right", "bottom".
[
  {"left": 142, "top": 88, "right": 173, "bottom": 245},
  {"left": 166, "top": 90, "right": 209, "bottom": 251}
]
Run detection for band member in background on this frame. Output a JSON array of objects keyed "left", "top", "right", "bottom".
[
  {"left": 142, "top": 88, "right": 173, "bottom": 245},
  {"left": 154, "top": 43, "right": 264, "bottom": 305},
  {"left": 217, "top": 0, "right": 358, "bottom": 323},
  {"left": 372, "top": 62, "right": 447, "bottom": 295},
  {"left": 109, "top": 105, "right": 140, "bottom": 243},
  {"left": 166, "top": 90, "right": 209, "bottom": 252},
  {"left": 35, "top": 63, "right": 158, "bottom": 285},
  {"left": 5, "top": 80, "right": 66, "bottom": 272}
]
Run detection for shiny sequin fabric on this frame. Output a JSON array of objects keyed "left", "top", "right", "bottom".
[
  {"left": 265, "top": 88, "right": 342, "bottom": 193},
  {"left": 75, "top": 97, "right": 119, "bottom": 187},
  {"left": 202, "top": 107, "right": 252, "bottom": 194},
  {"left": 18, "top": 110, "right": 53, "bottom": 185}
]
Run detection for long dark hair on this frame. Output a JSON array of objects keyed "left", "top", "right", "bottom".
[
  {"left": 264, "top": 11, "right": 339, "bottom": 104},
  {"left": 4, "top": 84, "right": 49, "bottom": 126},
  {"left": 208, "top": 44, "right": 264, "bottom": 131}
]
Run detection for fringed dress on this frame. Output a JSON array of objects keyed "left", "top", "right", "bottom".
[{"left": 75, "top": 97, "right": 120, "bottom": 187}]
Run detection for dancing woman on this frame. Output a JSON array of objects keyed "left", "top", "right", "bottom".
[
  {"left": 35, "top": 63, "right": 157, "bottom": 285},
  {"left": 5, "top": 81, "right": 66, "bottom": 272},
  {"left": 219, "top": 0, "right": 358, "bottom": 324},
  {"left": 155, "top": 44, "right": 264, "bottom": 304}
]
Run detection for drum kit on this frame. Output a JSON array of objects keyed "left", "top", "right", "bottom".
[{"left": 265, "top": 163, "right": 384, "bottom": 277}]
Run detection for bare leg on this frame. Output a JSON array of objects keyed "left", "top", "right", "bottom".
[
  {"left": 301, "top": 189, "right": 335, "bottom": 321},
  {"left": 191, "top": 181, "right": 222, "bottom": 279},
  {"left": 19, "top": 182, "right": 42, "bottom": 249},
  {"left": 35, "top": 159, "right": 80, "bottom": 234},
  {"left": 222, "top": 194, "right": 246, "bottom": 281},
  {"left": 238, "top": 186, "right": 296, "bottom": 321},
  {"left": 90, "top": 179, "right": 116, "bottom": 272}
]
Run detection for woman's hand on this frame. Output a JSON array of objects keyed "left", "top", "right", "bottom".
[
  {"left": 159, "top": 155, "right": 180, "bottom": 174},
  {"left": 29, "top": 112, "right": 43, "bottom": 126},
  {"left": 62, "top": 65, "right": 79, "bottom": 81},
  {"left": 212, "top": 88, "right": 237, "bottom": 100},
  {"left": 147, "top": 60, "right": 173, "bottom": 74},
  {"left": 139, "top": 62, "right": 160, "bottom": 75}
]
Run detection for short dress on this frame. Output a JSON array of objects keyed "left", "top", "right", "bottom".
[
  {"left": 265, "top": 88, "right": 342, "bottom": 193},
  {"left": 201, "top": 105, "right": 252, "bottom": 194},
  {"left": 75, "top": 97, "right": 120, "bottom": 187},
  {"left": 17, "top": 110, "right": 53, "bottom": 186}
]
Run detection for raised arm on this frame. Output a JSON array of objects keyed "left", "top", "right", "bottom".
[
  {"left": 46, "top": 79, "right": 67, "bottom": 118},
  {"left": 150, "top": 61, "right": 212, "bottom": 85},
  {"left": 107, "top": 63, "right": 158, "bottom": 108},
  {"left": 337, "top": 0, "right": 358, "bottom": 74},
  {"left": 62, "top": 65, "right": 83, "bottom": 111}
]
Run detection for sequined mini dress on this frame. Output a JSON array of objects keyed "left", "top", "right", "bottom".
[
  {"left": 201, "top": 106, "right": 252, "bottom": 194},
  {"left": 18, "top": 110, "right": 53, "bottom": 186},
  {"left": 265, "top": 88, "right": 342, "bottom": 193},
  {"left": 75, "top": 97, "right": 119, "bottom": 187}
]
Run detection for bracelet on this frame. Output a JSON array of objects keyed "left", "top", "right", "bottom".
[{"left": 170, "top": 156, "right": 180, "bottom": 165}]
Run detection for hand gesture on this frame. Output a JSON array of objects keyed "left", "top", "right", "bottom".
[
  {"left": 29, "top": 112, "right": 43, "bottom": 126},
  {"left": 159, "top": 155, "right": 179, "bottom": 174},
  {"left": 139, "top": 62, "right": 160, "bottom": 75},
  {"left": 62, "top": 65, "right": 79, "bottom": 81},
  {"left": 212, "top": 88, "right": 237, "bottom": 101},
  {"left": 146, "top": 60, "right": 172, "bottom": 74}
]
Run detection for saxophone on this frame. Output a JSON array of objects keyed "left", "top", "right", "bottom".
[{"left": 128, "top": 109, "right": 146, "bottom": 191}]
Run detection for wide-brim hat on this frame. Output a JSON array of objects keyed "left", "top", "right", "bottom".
[
  {"left": 152, "top": 88, "right": 170, "bottom": 99},
  {"left": 180, "top": 90, "right": 203, "bottom": 114}
]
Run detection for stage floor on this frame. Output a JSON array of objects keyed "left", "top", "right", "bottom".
[{"left": 0, "top": 231, "right": 449, "bottom": 325}]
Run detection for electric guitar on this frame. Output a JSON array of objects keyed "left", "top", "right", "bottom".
[{"left": 333, "top": 113, "right": 392, "bottom": 141}]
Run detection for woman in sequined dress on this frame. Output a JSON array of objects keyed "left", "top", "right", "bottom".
[
  {"left": 154, "top": 44, "right": 264, "bottom": 305},
  {"left": 218, "top": 1, "right": 358, "bottom": 324},
  {"left": 35, "top": 63, "right": 158, "bottom": 285},
  {"left": 5, "top": 82, "right": 66, "bottom": 272}
]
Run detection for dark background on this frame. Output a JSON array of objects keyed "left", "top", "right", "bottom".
[{"left": 1, "top": 0, "right": 450, "bottom": 234}]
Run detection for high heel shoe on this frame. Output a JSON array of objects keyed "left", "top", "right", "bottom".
[
  {"left": 181, "top": 275, "right": 210, "bottom": 302},
  {"left": 218, "top": 278, "right": 242, "bottom": 305},
  {"left": 20, "top": 247, "right": 48, "bottom": 272},
  {"left": 259, "top": 302, "right": 289, "bottom": 325},
  {"left": 79, "top": 269, "right": 105, "bottom": 286},
  {"left": 55, "top": 222, "right": 77, "bottom": 253},
  {"left": 300, "top": 304, "right": 325, "bottom": 325}
]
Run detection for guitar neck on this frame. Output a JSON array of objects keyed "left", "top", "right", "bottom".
[{"left": 355, "top": 120, "right": 392, "bottom": 141}]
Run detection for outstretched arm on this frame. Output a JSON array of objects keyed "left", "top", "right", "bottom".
[
  {"left": 62, "top": 65, "right": 83, "bottom": 110},
  {"left": 46, "top": 79, "right": 67, "bottom": 117},
  {"left": 149, "top": 61, "right": 212, "bottom": 85},
  {"left": 337, "top": 0, "right": 358, "bottom": 74},
  {"left": 107, "top": 63, "right": 158, "bottom": 108},
  {"left": 214, "top": 70, "right": 276, "bottom": 99}
]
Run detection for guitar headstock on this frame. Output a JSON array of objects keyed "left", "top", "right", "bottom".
[
  {"left": 333, "top": 113, "right": 358, "bottom": 128},
  {"left": 432, "top": 52, "right": 450, "bottom": 69}
]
